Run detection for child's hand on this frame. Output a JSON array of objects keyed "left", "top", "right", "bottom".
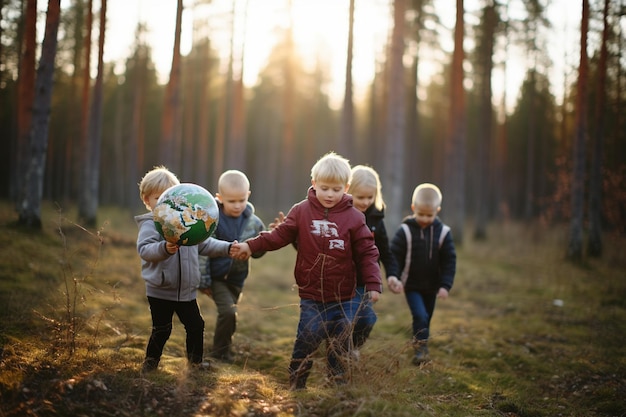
[
  {"left": 165, "top": 242, "right": 179, "bottom": 254},
  {"left": 437, "top": 287, "right": 449, "bottom": 299},
  {"left": 268, "top": 211, "right": 285, "bottom": 230},
  {"left": 199, "top": 287, "right": 212, "bottom": 298},
  {"left": 387, "top": 276, "right": 403, "bottom": 294},
  {"left": 367, "top": 290, "right": 381, "bottom": 303},
  {"left": 231, "top": 242, "right": 252, "bottom": 260}
]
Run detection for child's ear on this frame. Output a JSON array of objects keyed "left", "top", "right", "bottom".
[
  {"left": 215, "top": 193, "right": 222, "bottom": 203},
  {"left": 437, "top": 206, "right": 441, "bottom": 213}
]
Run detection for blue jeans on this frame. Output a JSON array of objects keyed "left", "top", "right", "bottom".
[
  {"left": 350, "top": 286, "right": 377, "bottom": 348},
  {"left": 289, "top": 298, "right": 357, "bottom": 386},
  {"left": 404, "top": 291, "right": 437, "bottom": 342}
]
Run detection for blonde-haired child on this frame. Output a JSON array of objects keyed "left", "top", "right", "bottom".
[{"left": 135, "top": 166, "right": 235, "bottom": 372}]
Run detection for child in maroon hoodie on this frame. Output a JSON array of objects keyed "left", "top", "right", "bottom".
[{"left": 233, "top": 152, "right": 382, "bottom": 390}]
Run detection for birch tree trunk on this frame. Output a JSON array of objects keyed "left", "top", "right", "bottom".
[{"left": 18, "top": 0, "right": 61, "bottom": 228}]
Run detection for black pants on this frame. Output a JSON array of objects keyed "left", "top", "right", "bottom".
[{"left": 145, "top": 296, "right": 205, "bottom": 364}]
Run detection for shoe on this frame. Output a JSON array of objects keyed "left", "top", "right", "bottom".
[
  {"left": 211, "top": 351, "right": 235, "bottom": 364},
  {"left": 189, "top": 361, "right": 214, "bottom": 371},
  {"left": 141, "top": 358, "right": 159, "bottom": 374},
  {"left": 289, "top": 374, "right": 307, "bottom": 391},
  {"left": 412, "top": 345, "right": 430, "bottom": 365}
]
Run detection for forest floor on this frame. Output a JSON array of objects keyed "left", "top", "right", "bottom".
[{"left": 0, "top": 201, "right": 625, "bottom": 417}]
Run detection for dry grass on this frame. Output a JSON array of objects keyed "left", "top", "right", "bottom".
[{"left": 0, "top": 201, "right": 624, "bottom": 416}]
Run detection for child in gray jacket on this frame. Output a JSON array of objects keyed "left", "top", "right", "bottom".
[{"left": 135, "top": 166, "right": 234, "bottom": 373}]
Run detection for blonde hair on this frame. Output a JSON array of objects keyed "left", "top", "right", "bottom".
[
  {"left": 138, "top": 166, "right": 179, "bottom": 210},
  {"left": 349, "top": 165, "right": 385, "bottom": 211},
  {"left": 218, "top": 170, "right": 250, "bottom": 194},
  {"left": 310, "top": 151, "right": 351, "bottom": 185},
  {"left": 411, "top": 183, "right": 442, "bottom": 209}
]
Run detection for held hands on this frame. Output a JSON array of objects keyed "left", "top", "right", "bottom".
[
  {"left": 387, "top": 276, "right": 403, "bottom": 294},
  {"left": 437, "top": 287, "right": 449, "bottom": 299},
  {"left": 230, "top": 242, "right": 252, "bottom": 261}
]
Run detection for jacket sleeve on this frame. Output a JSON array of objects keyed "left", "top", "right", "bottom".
[
  {"left": 248, "top": 215, "right": 268, "bottom": 259},
  {"left": 137, "top": 220, "right": 172, "bottom": 262},
  {"left": 352, "top": 223, "right": 382, "bottom": 293},
  {"left": 439, "top": 230, "right": 456, "bottom": 291},
  {"left": 374, "top": 220, "right": 400, "bottom": 278},
  {"left": 389, "top": 225, "right": 408, "bottom": 282},
  {"left": 246, "top": 205, "right": 298, "bottom": 253},
  {"left": 198, "top": 237, "right": 231, "bottom": 258}
]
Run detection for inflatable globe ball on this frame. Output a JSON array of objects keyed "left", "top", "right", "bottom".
[{"left": 153, "top": 183, "right": 219, "bottom": 246}]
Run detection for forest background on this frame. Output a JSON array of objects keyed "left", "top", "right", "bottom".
[
  {"left": 1, "top": 1, "right": 626, "bottom": 416},
  {"left": 1, "top": 0, "right": 626, "bottom": 253}
]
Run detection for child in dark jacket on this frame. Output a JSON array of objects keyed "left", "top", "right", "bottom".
[
  {"left": 390, "top": 183, "right": 456, "bottom": 365},
  {"left": 233, "top": 152, "right": 382, "bottom": 390},
  {"left": 135, "top": 166, "right": 234, "bottom": 373},
  {"left": 198, "top": 170, "right": 266, "bottom": 363}
]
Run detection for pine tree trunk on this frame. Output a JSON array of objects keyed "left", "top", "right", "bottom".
[
  {"left": 384, "top": 0, "right": 407, "bottom": 231},
  {"left": 14, "top": 0, "right": 37, "bottom": 205},
  {"left": 444, "top": 0, "right": 466, "bottom": 244},
  {"left": 587, "top": 0, "right": 608, "bottom": 257},
  {"left": 567, "top": 0, "right": 589, "bottom": 261},
  {"left": 78, "top": 0, "right": 106, "bottom": 227}
]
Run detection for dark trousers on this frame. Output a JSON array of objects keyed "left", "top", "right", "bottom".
[
  {"left": 210, "top": 280, "right": 242, "bottom": 357},
  {"left": 145, "top": 296, "right": 205, "bottom": 364},
  {"left": 289, "top": 299, "right": 356, "bottom": 386},
  {"left": 404, "top": 290, "right": 437, "bottom": 342}
]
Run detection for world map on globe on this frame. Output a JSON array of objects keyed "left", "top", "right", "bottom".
[{"left": 153, "top": 183, "right": 219, "bottom": 246}]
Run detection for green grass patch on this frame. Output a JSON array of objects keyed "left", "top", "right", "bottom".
[{"left": 0, "top": 202, "right": 624, "bottom": 416}]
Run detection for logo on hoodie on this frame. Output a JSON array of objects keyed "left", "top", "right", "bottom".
[{"left": 310, "top": 220, "right": 345, "bottom": 251}]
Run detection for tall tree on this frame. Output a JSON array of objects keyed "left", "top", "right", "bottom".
[
  {"left": 160, "top": 0, "right": 183, "bottom": 170},
  {"left": 384, "top": 0, "right": 407, "bottom": 230},
  {"left": 473, "top": 2, "right": 497, "bottom": 239},
  {"left": 339, "top": 0, "right": 355, "bottom": 159},
  {"left": 567, "top": 0, "right": 589, "bottom": 261},
  {"left": 78, "top": 0, "right": 106, "bottom": 226},
  {"left": 18, "top": 0, "right": 61, "bottom": 228},
  {"left": 14, "top": 0, "right": 37, "bottom": 204},
  {"left": 77, "top": 0, "right": 92, "bottom": 205},
  {"left": 587, "top": 0, "right": 609, "bottom": 256},
  {"left": 444, "top": 0, "right": 466, "bottom": 244}
]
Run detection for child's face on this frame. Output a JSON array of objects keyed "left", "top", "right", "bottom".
[
  {"left": 144, "top": 192, "right": 163, "bottom": 211},
  {"left": 312, "top": 179, "right": 348, "bottom": 209},
  {"left": 350, "top": 185, "right": 376, "bottom": 213},
  {"left": 412, "top": 203, "right": 440, "bottom": 228},
  {"left": 217, "top": 187, "right": 250, "bottom": 217}
]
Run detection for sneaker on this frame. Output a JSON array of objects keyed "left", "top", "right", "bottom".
[
  {"left": 211, "top": 351, "right": 235, "bottom": 364},
  {"left": 189, "top": 361, "right": 214, "bottom": 372},
  {"left": 412, "top": 346, "right": 430, "bottom": 365},
  {"left": 289, "top": 375, "right": 307, "bottom": 391},
  {"left": 141, "top": 358, "right": 159, "bottom": 374}
]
